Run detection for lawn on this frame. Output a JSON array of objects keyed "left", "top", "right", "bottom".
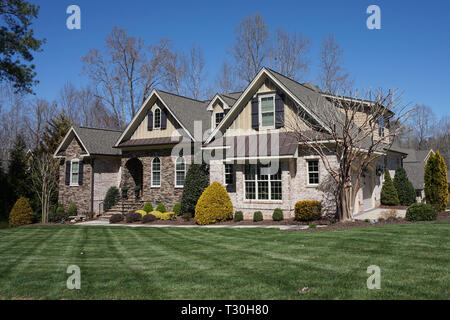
[{"left": 0, "top": 222, "right": 449, "bottom": 299}]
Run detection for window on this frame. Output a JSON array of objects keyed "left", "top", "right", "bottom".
[
  {"left": 154, "top": 108, "right": 161, "bottom": 129},
  {"left": 259, "top": 94, "right": 275, "bottom": 129},
  {"left": 244, "top": 164, "right": 282, "bottom": 200},
  {"left": 70, "top": 159, "right": 79, "bottom": 186},
  {"left": 215, "top": 112, "right": 224, "bottom": 127},
  {"left": 175, "top": 157, "right": 185, "bottom": 187},
  {"left": 307, "top": 160, "right": 319, "bottom": 185},
  {"left": 224, "top": 164, "right": 234, "bottom": 185},
  {"left": 378, "top": 117, "right": 385, "bottom": 138},
  {"left": 151, "top": 157, "right": 161, "bottom": 187}
]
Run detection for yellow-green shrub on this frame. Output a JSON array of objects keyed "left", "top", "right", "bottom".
[
  {"left": 9, "top": 197, "right": 34, "bottom": 227},
  {"left": 135, "top": 209, "right": 147, "bottom": 216},
  {"left": 149, "top": 210, "right": 176, "bottom": 220},
  {"left": 195, "top": 182, "right": 233, "bottom": 225},
  {"left": 294, "top": 200, "right": 322, "bottom": 221}
]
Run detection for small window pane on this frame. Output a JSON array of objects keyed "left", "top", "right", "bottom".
[
  {"left": 152, "top": 158, "right": 161, "bottom": 186},
  {"left": 308, "top": 160, "right": 319, "bottom": 185},
  {"left": 215, "top": 112, "right": 224, "bottom": 127},
  {"left": 154, "top": 109, "right": 161, "bottom": 128},
  {"left": 175, "top": 157, "right": 185, "bottom": 186},
  {"left": 225, "top": 164, "right": 234, "bottom": 185},
  {"left": 261, "top": 97, "right": 274, "bottom": 112},
  {"left": 245, "top": 181, "right": 256, "bottom": 199},
  {"left": 261, "top": 112, "right": 274, "bottom": 127}
]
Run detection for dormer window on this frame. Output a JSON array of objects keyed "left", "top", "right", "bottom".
[
  {"left": 259, "top": 94, "right": 275, "bottom": 129},
  {"left": 154, "top": 108, "right": 161, "bottom": 129},
  {"left": 215, "top": 112, "right": 224, "bottom": 127}
]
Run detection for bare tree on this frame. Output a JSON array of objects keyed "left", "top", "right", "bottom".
[
  {"left": 231, "top": 13, "right": 270, "bottom": 85},
  {"left": 26, "top": 97, "right": 52, "bottom": 149},
  {"left": 163, "top": 47, "right": 187, "bottom": 96},
  {"left": 30, "top": 151, "right": 59, "bottom": 223},
  {"left": 318, "top": 34, "right": 353, "bottom": 94},
  {"left": 59, "top": 82, "right": 80, "bottom": 124},
  {"left": 408, "top": 104, "right": 436, "bottom": 149},
  {"left": 185, "top": 44, "right": 207, "bottom": 100},
  {"left": 270, "top": 28, "right": 310, "bottom": 81},
  {"left": 215, "top": 60, "right": 240, "bottom": 94},
  {"left": 286, "top": 88, "right": 411, "bottom": 221}
]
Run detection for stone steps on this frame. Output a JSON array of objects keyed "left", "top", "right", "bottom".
[{"left": 101, "top": 199, "right": 145, "bottom": 218}]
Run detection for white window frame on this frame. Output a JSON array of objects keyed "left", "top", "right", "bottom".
[
  {"left": 70, "top": 159, "right": 80, "bottom": 186},
  {"left": 224, "top": 163, "right": 234, "bottom": 185},
  {"left": 306, "top": 159, "right": 320, "bottom": 186},
  {"left": 258, "top": 93, "right": 276, "bottom": 130},
  {"left": 174, "top": 156, "right": 186, "bottom": 188},
  {"left": 243, "top": 164, "right": 282, "bottom": 201},
  {"left": 154, "top": 107, "right": 161, "bottom": 129},
  {"left": 214, "top": 112, "right": 224, "bottom": 128},
  {"left": 151, "top": 157, "right": 161, "bottom": 187}
]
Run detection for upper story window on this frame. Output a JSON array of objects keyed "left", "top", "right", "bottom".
[
  {"left": 151, "top": 157, "right": 161, "bottom": 187},
  {"left": 215, "top": 112, "right": 224, "bottom": 127},
  {"left": 70, "top": 159, "right": 79, "bottom": 186},
  {"left": 175, "top": 157, "right": 186, "bottom": 187},
  {"left": 154, "top": 108, "right": 161, "bottom": 129},
  {"left": 259, "top": 94, "right": 275, "bottom": 129},
  {"left": 307, "top": 160, "right": 319, "bottom": 185},
  {"left": 378, "top": 117, "right": 385, "bottom": 138}
]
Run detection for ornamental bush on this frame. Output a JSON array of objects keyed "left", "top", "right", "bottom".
[
  {"left": 109, "top": 214, "right": 123, "bottom": 224},
  {"left": 67, "top": 202, "right": 78, "bottom": 216},
  {"left": 181, "top": 164, "right": 209, "bottom": 214},
  {"left": 424, "top": 151, "right": 448, "bottom": 212},
  {"left": 393, "top": 167, "right": 416, "bottom": 206},
  {"left": 272, "top": 208, "right": 283, "bottom": 221},
  {"left": 253, "top": 211, "right": 263, "bottom": 222},
  {"left": 234, "top": 211, "right": 244, "bottom": 222},
  {"left": 103, "top": 186, "right": 120, "bottom": 212},
  {"left": 149, "top": 211, "right": 176, "bottom": 220},
  {"left": 142, "top": 214, "right": 156, "bottom": 223},
  {"left": 173, "top": 202, "right": 182, "bottom": 216},
  {"left": 381, "top": 170, "right": 400, "bottom": 206},
  {"left": 135, "top": 209, "right": 147, "bottom": 216},
  {"left": 156, "top": 203, "right": 166, "bottom": 213},
  {"left": 9, "top": 197, "right": 34, "bottom": 227},
  {"left": 405, "top": 203, "right": 438, "bottom": 221},
  {"left": 126, "top": 211, "right": 142, "bottom": 223},
  {"left": 294, "top": 200, "right": 322, "bottom": 221},
  {"left": 195, "top": 182, "right": 233, "bottom": 225},
  {"left": 55, "top": 205, "right": 68, "bottom": 221},
  {"left": 143, "top": 202, "right": 153, "bottom": 213}
]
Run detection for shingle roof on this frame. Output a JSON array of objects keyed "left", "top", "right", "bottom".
[
  {"left": 71, "top": 126, "right": 122, "bottom": 156},
  {"left": 118, "top": 136, "right": 182, "bottom": 147},
  {"left": 402, "top": 148, "right": 433, "bottom": 189}
]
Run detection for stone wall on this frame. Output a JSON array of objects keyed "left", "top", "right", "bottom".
[{"left": 93, "top": 156, "right": 121, "bottom": 213}]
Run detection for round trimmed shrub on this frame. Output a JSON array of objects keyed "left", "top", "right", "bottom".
[
  {"left": 9, "top": 197, "right": 34, "bottom": 227},
  {"left": 156, "top": 203, "right": 166, "bottom": 213},
  {"left": 234, "top": 211, "right": 244, "bottom": 222},
  {"left": 173, "top": 202, "right": 182, "bottom": 216},
  {"left": 142, "top": 214, "right": 156, "bottom": 223},
  {"left": 126, "top": 211, "right": 142, "bottom": 223},
  {"left": 143, "top": 202, "right": 153, "bottom": 213},
  {"left": 195, "top": 182, "right": 233, "bottom": 225},
  {"left": 181, "top": 164, "right": 209, "bottom": 215},
  {"left": 103, "top": 186, "right": 120, "bottom": 212},
  {"left": 253, "top": 211, "right": 263, "bottom": 222},
  {"left": 381, "top": 170, "right": 400, "bottom": 206},
  {"left": 109, "top": 214, "right": 123, "bottom": 224},
  {"left": 405, "top": 203, "right": 438, "bottom": 221},
  {"left": 294, "top": 200, "right": 322, "bottom": 221},
  {"left": 272, "top": 208, "right": 283, "bottom": 221},
  {"left": 67, "top": 202, "right": 78, "bottom": 216}
]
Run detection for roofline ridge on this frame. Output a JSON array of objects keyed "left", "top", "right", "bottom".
[
  {"left": 155, "top": 89, "right": 204, "bottom": 103},
  {"left": 77, "top": 125, "right": 123, "bottom": 133}
]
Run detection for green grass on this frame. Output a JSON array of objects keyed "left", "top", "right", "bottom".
[{"left": 0, "top": 222, "right": 449, "bottom": 299}]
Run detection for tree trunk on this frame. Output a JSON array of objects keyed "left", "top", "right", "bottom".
[{"left": 336, "top": 179, "right": 353, "bottom": 221}]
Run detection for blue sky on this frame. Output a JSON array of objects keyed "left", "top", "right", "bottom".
[{"left": 28, "top": 0, "right": 449, "bottom": 117}]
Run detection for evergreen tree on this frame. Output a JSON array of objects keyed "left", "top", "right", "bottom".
[
  {"left": 40, "top": 111, "right": 72, "bottom": 154},
  {"left": 181, "top": 163, "right": 209, "bottom": 215},
  {"left": 0, "top": 167, "right": 10, "bottom": 221},
  {"left": 381, "top": 169, "right": 400, "bottom": 206},
  {"left": 425, "top": 151, "right": 448, "bottom": 211},
  {"left": 393, "top": 167, "right": 416, "bottom": 206}
]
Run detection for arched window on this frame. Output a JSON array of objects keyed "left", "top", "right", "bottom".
[
  {"left": 154, "top": 108, "right": 161, "bottom": 129},
  {"left": 175, "top": 157, "right": 185, "bottom": 187},
  {"left": 151, "top": 157, "right": 161, "bottom": 187}
]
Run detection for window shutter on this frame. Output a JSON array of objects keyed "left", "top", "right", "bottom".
[
  {"left": 275, "top": 93, "right": 284, "bottom": 129},
  {"left": 65, "top": 161, "right": 70, "bottom": 185},
  {"left": 251, "top": 98, "right": 259, "bottom": 131},
  {"left": 147, "top": 109, "right": 153, "bottom": 131},
  {"left": 161, "top": 107, "right": 167, "bottom": 130},
  {"left": 78, "top": 161, "right": 84, "bottom": 185}
]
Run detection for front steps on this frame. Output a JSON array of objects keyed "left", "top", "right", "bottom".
[{"left": 100, "top": 199, "right": 145, "bottom": 220}]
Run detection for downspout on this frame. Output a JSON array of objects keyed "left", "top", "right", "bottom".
[{"left": 90, "top": 158, "right": 95, "bottom": 213}]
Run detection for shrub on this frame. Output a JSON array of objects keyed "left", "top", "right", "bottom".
[
  {"left": 173, "top": 202, "right": 182, "bottom": 216},
  {"left": 377, "top": 217, "right": 385, "bottom": 222},
  {"left": 143, "top": 202, "right": 153, "bottom": 213},
  {"left": 424, "top": 151, "right": 448, "bottom": 212},
  {"left": 253, "top": 211, "right": 263, "bottom": 222},
  {"left": 182, "top": 212, "right": 191, "bottom": 221},
  {"left": 393, "top": 167, "right": 416, "bottom": 206},
  {"left": 195, "top": 182, "right": 233, "bottom": 225},
  {"left": 142, "top": 214, "right": 156, "bottom": 223},
  {"left": 109, "top": 214, "right": 123, "bottom": 224},
  {"left": 272, "top": 208, "right": 283, "bottom": 221},
  {"left": 67, "top": 202, "right": 78, "bottom": 216},
  {"left": 126, "top": 211, "right": 142, "bottom": 223},
  {"left": 9, "top": 197, "right": 34, "bottom": 227},
  {"left": 160, "top": 212, "right": 177, "bottom": 220},
  {"left": 55, "top": 205, "right": 68, "bottom": 221},
  {"left": 405, "top": 203, "right": 438, "bottom": 221},
  {"left": 103, "top": 186, "right": 120, "bottom": 212},
  {"left": 364, "top": 219, "right": 370, "bottom": 223},
  {"left": 294, "top": 200, "right": 322, "bottom": 221},
  {"left": 381, "top": 170, "right": 400, "bottom": 206},
  {"left": 234, "top": 211, "right": 244, "bottom": 222},
  {"left": 181, "top": 163, "right": 209, "bottom": 214},
  {"left": 382, "top": 209, "right": 398, "bottom": 220},
  {"left": 156, "top": 203, "right": 166, "bottom": 213},
  {"left": 135, "top": 209, "right": 147, "bottom": 216},
  {"left": 309, "top": 222, "right": 317, "bottom": 228}
]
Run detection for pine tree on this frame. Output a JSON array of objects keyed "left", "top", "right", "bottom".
[
  {"left": 181, "top": 163, "right": 209, "bottom": 215},
  {"left": 425, "top": 151, "right": 448, "bottom": 211},
  {"left": 40, "top": 111, "right": 72, "bottom": 154},
  {"left": 381, "top": 169, "right": 400, "bottom": 206},
  {"left": 393, "top": 167, "right": 416, "bottom": 206}
]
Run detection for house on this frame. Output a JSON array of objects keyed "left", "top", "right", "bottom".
[{"left": 54, "top": 67, "right": 406, "bottom": 218}]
